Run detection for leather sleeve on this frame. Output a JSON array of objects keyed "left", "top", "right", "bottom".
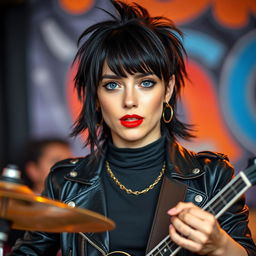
[{"left": 197, "top": 155, "right": 256, "bottom": 256}]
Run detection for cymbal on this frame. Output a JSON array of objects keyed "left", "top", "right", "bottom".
[{"left": 0, "top": 181, "right": 115, "bottom": 233}]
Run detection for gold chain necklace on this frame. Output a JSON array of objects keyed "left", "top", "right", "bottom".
[{"left": 105, "top": 161, "right": 166, "bottom": 195}]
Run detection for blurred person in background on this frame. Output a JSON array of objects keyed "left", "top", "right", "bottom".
[{"left": 21, "top": 138, "right": 73, "bottom": 194}]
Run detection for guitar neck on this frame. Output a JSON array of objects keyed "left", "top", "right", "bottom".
[{"left": 146, "top": 171, "right": 252, "bottom": 256}]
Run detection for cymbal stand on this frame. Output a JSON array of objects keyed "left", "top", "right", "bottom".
[
  {"left": 0, "top": 217, "right": 11, "bottom": 256},
  {"left": 0, "top": 165, "right": 22, "bottom": 256}
]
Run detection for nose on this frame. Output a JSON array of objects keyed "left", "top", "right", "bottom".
[{"left": 123, "top": 87, "right": 138, "bottom": 108}]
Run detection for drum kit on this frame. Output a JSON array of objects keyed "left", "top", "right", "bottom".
[{"left": 0, "top": 165, "right": 115, "bottom": 256}]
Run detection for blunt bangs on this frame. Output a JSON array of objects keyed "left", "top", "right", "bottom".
[{"left": 103, "top": 24, "right": 171, "bottom": 81}]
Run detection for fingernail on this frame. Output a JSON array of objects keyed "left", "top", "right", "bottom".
[{"left": 167, "top": 208, "right": 176, "bottom": 215}]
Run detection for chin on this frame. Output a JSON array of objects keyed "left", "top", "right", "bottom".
[
  {"left": 120, "top": 132, "right": 156, "bottom": 147},
  {"left": 123, "top": 130, "right": 146, "bottom": 140}
]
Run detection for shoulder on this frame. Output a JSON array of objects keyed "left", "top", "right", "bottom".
[
  {"left": 43, "top": 156, "right": 90, "bottom": 198},
  {"left": 195, "top": 150, "right": 234, "bottom": 187},
  {"left": 195, "top": 150, "right": 233, "bottom": 172},
  {"left": 48, "top": 151, "right": 105, "bottom": 184},
  {"left": 168, "top": 142, "right": 234, "bottom": 178},
  {"left": 195, "top": 150, "right": 229, "bottom": 161},
  {"left": 47, "top": 156, "right": 90, "bottom": 183},
  {"left": 167, "top": 141, "right": 233, "bottom": 180},
  {"left": 184, "top": 149, "right": 236, "bottom": 199},
  {"left": 51, "top": 157, "right": 87, "bottom": 172}
]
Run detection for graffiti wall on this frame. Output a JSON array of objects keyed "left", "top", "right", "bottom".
[{"left": 28, "top": 0, "right": 256, "bottom": 205}]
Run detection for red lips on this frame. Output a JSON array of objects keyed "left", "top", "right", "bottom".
[{"left": 120, "top": 114, "right": 144, "bottom": 128}]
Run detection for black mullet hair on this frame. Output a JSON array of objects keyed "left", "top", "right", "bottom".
[{"left": 71, "top": 0, "right": 194, "bottom": 160}]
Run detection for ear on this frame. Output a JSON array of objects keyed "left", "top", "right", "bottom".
[{"left": 165, "top": 75, "right": 175, "bottom": 103}]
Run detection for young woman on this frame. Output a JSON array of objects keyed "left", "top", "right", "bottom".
[{"left": 10, "top": 1, "right": 256, "bottom": 256}]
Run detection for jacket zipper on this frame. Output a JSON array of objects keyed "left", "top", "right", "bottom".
[{"left": 79, "top": 232, "right": 107, "bottom": 256}]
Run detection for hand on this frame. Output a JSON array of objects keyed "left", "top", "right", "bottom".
[{"left": 167, "top": 202, "right": 246, "bottom": 256}]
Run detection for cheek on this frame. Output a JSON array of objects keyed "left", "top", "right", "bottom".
[
  {"left": 144, "top": 92, "right": 164, "bottom": 115},
  {"left": 98, "top": 96, "right": 117, "bottom": 122}
]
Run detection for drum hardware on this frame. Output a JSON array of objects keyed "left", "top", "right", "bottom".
[{"left": 0, "top": 165, "right": 115, "bottom": 256}]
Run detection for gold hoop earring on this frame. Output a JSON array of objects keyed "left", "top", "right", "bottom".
[{"left": 162, "top": 103, "right": 173, "bottom": 123}]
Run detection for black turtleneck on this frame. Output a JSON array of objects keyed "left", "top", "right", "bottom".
[{"left": 102, "top": 136, "right": 166, "bottom": 256}]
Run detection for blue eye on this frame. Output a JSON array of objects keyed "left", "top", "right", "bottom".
[
  {"left": 141, "top": 80, "right": 156, "bottom": 88},
  {"left": 105, "top": 82, "right": 119, "bottom": 90}
]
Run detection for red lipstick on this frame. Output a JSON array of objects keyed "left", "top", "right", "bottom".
[{"left": 120, "top": 114, "right": 144, "bottom": 128}]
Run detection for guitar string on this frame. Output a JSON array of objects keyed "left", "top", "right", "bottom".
[
  {"left": 204, "top": 178, "right": 246, "bottom": 214},
  {"left": 148, "top": 177, "right": 247, "bottom": 256}
]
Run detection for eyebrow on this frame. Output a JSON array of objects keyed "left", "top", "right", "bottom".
[{"left": 101, "top": 72, "right": 154, "bottom": 80}]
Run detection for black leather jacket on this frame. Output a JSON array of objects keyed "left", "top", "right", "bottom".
[{"left": 10, "top": 141, "right": 256, "bottom": 256}]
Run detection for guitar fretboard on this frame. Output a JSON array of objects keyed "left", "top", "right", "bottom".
[{"left": 146, "top": 171, "right": 252, "bottom": 256}]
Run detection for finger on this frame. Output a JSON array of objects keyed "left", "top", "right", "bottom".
[
  {"left": 169, "top": 224, "right": 203, "bottom": 253},
  {"left": 168, "top": 202, "right": 195, "bottom": 216},
  {"left": 180, "top": 206, "right": 215, "bottom": 222},
  {"left": 178, "top": 208, "right": 217, "bottom": 235},
  {"left": 171, "top": 216, "right": 208, "bottom": 244}
]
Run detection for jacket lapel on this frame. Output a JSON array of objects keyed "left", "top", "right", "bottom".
[
  {"left": 81, "top": 156, "right": 110, "bottom": 253},
  {"left": 64, "top": 154, "right": 111, "bottom": 253}
]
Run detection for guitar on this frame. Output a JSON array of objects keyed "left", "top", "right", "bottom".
[{"left": 104, "top": 161, "right": 256, "bottom": 256}]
